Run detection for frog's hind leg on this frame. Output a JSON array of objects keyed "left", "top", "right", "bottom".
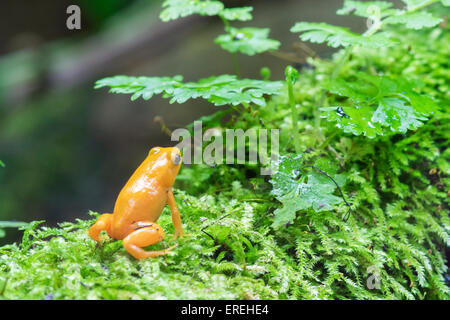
[
  {"left": 122, "top": 222, "right": 177, "bottom": 260},
  {"left": 89, "top": 213, "right": 113, "bottom": 242}
]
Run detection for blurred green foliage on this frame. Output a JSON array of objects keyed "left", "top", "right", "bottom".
[
  {"left": 80, "top": 0, "right": 140, "bottom": 29},
  {"left": 0, "top": 90, "right": 108, "bottom": 231}
]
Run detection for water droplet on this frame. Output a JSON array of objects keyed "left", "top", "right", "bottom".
[
  {"left": 233, "top": 33, "right": 245, "bottom": 41},
  {"left": 336, "top": 107, "right": 350, "bottom": 118}
]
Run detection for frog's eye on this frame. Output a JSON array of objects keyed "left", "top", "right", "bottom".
[{"left": 173, "top": 153, "right": 181, "bottom": 165}]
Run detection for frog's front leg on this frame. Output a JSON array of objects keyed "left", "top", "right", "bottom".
[
  {"left": 89, "top": 213, "right": 113, "bottom": 242},
  {"left": 167, "top": 188, "right": 185, "bottom": 240},
  {"left": 122, "top": 222, "right": 177, "bottom": 260}
]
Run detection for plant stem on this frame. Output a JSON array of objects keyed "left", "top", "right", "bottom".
[
  {"left": 287, "top": 79, "right": 301, "bottom": 154},
  {"left": 318, "top": 127, "right": 340, "bottom": 150},
  {"left": 233, "top": 53, "right": 241, "bottom": 77},
  {"left": 220, "top": 15, "right": 231, "bottom": 32},
  {"left": 219, "top": 15, "right": 241, "bottom": 77}
]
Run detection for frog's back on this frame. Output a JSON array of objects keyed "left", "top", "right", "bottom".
[{"left": 109, "top": 151, "right": 170, "bottom": 239}]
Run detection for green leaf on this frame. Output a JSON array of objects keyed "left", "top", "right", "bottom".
[
  {"left": 372, "top": 98, "right": 428, "bottom": 131},
  {"left": 171, "top": 75, "right": 283, "bottom": 106},
  {"left": 215, "top": 27, "right": 280, "bottom": 56},
  {"left": 321, "top": 78, "right": 376, "bottom": 104},
  {"left": 320, "top": 74, "right": 438, "bottom": 137},
  {"left": 219, "top": 7, "right": 253, "bottom": 21},
  {"left": 95, "top": 75, "right": 283, "bottom": 107},
  {"left": 285, "top": 66, "right": 299, "bottom": 85},
  {"left": 270, "top": 154, "right": 345, "bottom": 228},
  {"left": 0, "top": 221, "right": 28, "bottom": 238},
  {"left": 441, "top": 0, "right": 450, "bottom": 6},
  {"left": 0, "top": 221, "right": 28, "bottom": 228},
  {"left": 0, "top": 160, "right": 4, "bottom": 167},
  {"left": 160, "top": 0, "right": 224, "bottom": 21},
  {"left": 337, "top": 0, "right": 398, "bottom": 18},
  {"left": 401, "top": 0, "right": 439, "bottom": 9},
  {"left": 385, "top": 11, "right": 442, "bottom": 29},
  {"left": 95, "top": 75, "right": 183, "bottom": 101},
  {"left": 321, "top": 105, "right": 383, "bottom": 138},
  {"left": 270, "top": 153, "right": 304, "bottom": 198},
  {"left": 290, "top": 22, "right": 396, "bottom": 48}
]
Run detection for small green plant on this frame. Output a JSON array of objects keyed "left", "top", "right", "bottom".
[
  {"left": 291, "top": 0, "right": 445, "bottom": 138},
  {"left": 284, "top": 66, "right": 301, "bottom": 154},
  {"left": 95, "top": 0, "right": 282, "bottom": 106},
  {"left": 160, "top": 0, "right": 280, "bottom": 58},
  {"left": 0, "top": 221, "right": 28, "bottom": 239},
  {"left": 1, "top": 0, "right": 448, "bottom": 300}
]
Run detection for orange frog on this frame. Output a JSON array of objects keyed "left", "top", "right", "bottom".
[{"left": 89, "top": 146, "right": 185, "bottom": 260}]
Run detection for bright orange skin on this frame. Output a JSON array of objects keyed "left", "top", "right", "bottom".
[{"left": 89, "top": 147, "right": 185, "bottom": 259}]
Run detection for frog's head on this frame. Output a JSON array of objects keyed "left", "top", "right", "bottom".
[{"left": 148, "top": 146, "right": 182, "bottom": 188}]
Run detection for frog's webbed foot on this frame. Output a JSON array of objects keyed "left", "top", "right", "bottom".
[
  {"left": 89, "top": 213, "right": 113, "bottom": 242},
  {"left": 122, "top": 222, "right": 177, "bottom": 260},
  {"left": 171, "top": 230, "right": 190, "bottom": 241}
]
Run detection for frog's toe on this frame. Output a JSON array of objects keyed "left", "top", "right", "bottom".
[
  {"left": 164, "top": 243, "right": 178, "bottom": 252},
  {"left": 88, "top": 213, "right": 112, "bottom": 242},
  {"left": 171, "top": 231, "right": 190, "bottom": 241}
]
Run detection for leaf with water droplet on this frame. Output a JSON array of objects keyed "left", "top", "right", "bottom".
[
  {"left": 372, "top": 98, "right": 428, "bottom": 133},
  {"left": 336, "top": 106, "right": 350, "bottom": 118},
  {"left": 270, "top": 154, "right": 346, "bottom": 228},
  {"left": 320, "top": 74, "right": 437, "bottom": 137}
]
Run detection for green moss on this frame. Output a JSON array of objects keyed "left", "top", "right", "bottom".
[{"left": 0, "top": 190, "right": 286, "bottom": 300}]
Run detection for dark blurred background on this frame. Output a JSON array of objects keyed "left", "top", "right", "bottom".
[{"left": 0, "top": 0, "right": 398, "bottom": 244}]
